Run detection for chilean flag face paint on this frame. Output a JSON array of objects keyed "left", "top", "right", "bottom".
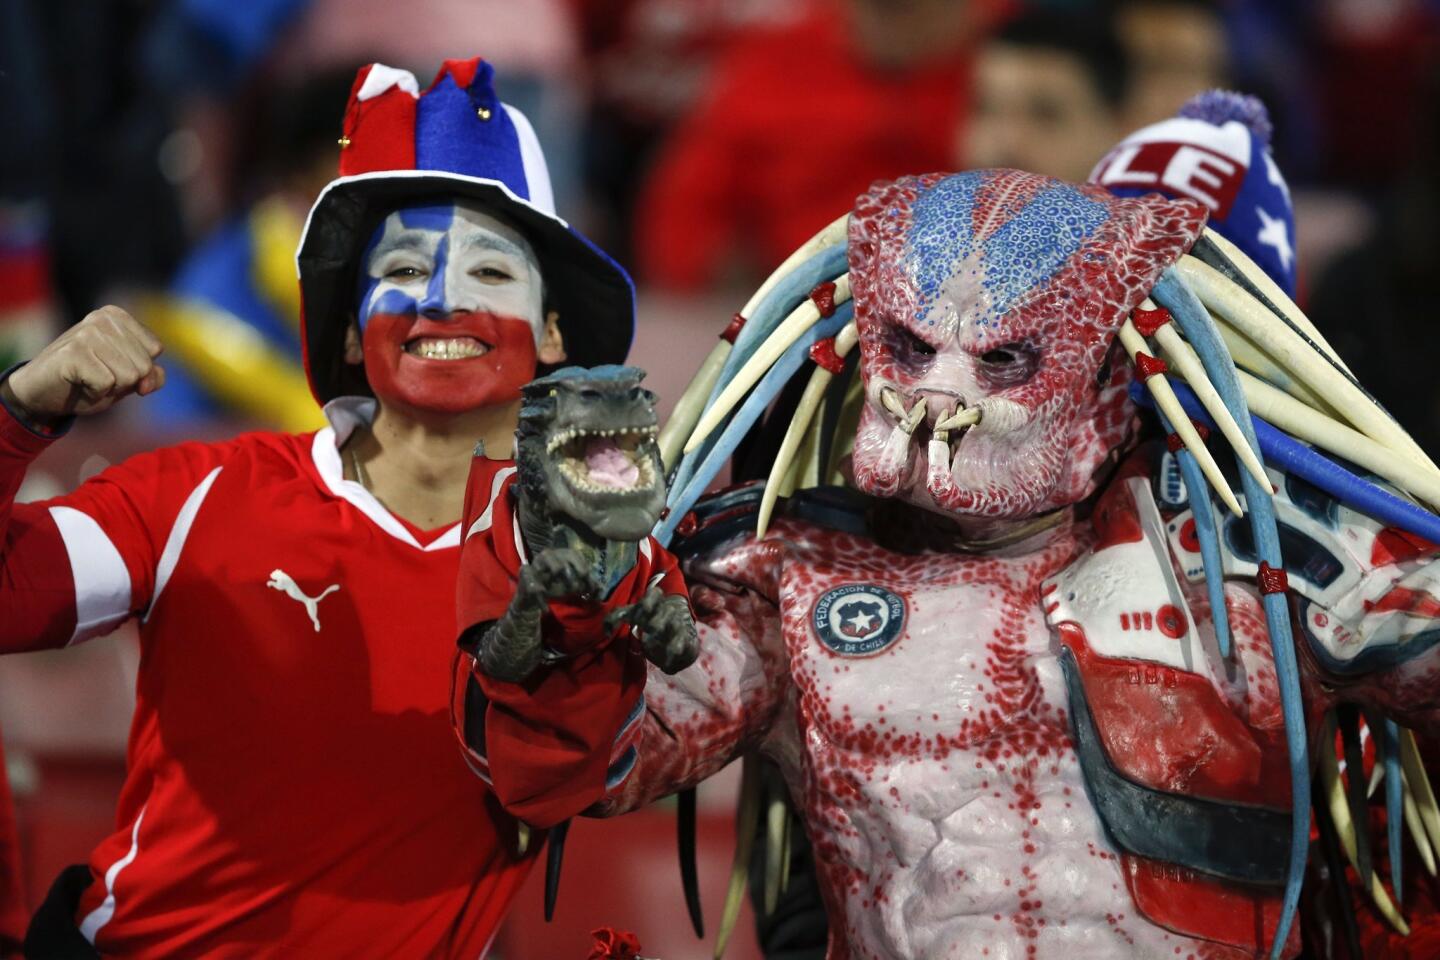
[{"left": 357, "top": 201, "right": 545, "bottom": 414}]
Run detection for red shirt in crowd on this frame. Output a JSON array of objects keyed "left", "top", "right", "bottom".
[
  {"left": 0, "top": 396, "right": 536, "bottom": 958},
  {"left": 635, "top": 2, "right": 972, "bottom": 291}
]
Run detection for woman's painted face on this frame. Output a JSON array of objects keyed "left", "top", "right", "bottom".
[{"left": 356, "top": 201, "right": 546, "bottom": 413}]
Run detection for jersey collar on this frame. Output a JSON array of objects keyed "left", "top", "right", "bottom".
[{"left": 311, "top": 397, "right": 461, "bottom": 552}]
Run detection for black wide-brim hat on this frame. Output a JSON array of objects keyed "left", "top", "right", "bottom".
[{"left": 297, "top": 59, "right": 635, "bottom": 405}]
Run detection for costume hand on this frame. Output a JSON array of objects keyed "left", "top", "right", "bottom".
[
  {"left": 523, "top": 546, "right": 599, "bottom": 601},
  {"left": 4, "top": 305, "right": 165, "bottom": 425},
  {"left": 605, "top": 587, "right": 699, "bottom": 675}
]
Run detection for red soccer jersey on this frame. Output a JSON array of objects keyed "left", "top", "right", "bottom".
[
  {"left": 0, "top": 397, "right": 536, "bottom": 958},
  {"left": 454, "top": 455, "right": 688, "bottom": 828}
]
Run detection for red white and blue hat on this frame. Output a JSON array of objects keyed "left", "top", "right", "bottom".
[
  {"left": 297, "top": 57, "right": 635, "bottom": 404},
  {"left": 1090, "top": 90, "right": 1297, "bottom": 296}
]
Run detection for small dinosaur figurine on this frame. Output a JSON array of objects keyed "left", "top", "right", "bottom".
[{"left": 461, "top": 365, "right": 698, "bottom": 683}]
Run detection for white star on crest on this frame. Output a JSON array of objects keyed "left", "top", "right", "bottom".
[
  {"left": 845, "top": 610, "right": 878, "bottom": 634},
  {"left": 1255, "top": 206, "right": 1293, "bottom": 272}
]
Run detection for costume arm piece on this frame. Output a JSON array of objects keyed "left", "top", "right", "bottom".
[
  {"left": 455, "top": 529, "right": 788, "bottom": 827},
  {"left": 1295, "top": 522, "right": 1440, "bottom": 734},
  {"left": 590, "top": 545, "right": 789, "bottom": 818}
]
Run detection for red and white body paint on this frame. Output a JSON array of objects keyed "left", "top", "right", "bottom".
[{"left": 358, "top": 202, "right": 545, "bottom": 413}]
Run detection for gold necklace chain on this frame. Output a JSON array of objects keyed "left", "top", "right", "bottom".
[{"left": 348, "top": 440, "right": 372, "bottom": 492}]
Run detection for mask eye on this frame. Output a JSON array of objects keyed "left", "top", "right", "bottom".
[
  {"left": 977, "top": 342, "right": 1038, "bottom": 386},
  {"left": 891, "top": 326, "right": 936, "bottom": 366}
]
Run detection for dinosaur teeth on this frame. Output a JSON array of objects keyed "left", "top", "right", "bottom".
[
  {"left": 548, "top": 425, "right": 660, "bottom": 454},
  {"left": 557, "top": 439, "right": 660, "bottom": 495}
]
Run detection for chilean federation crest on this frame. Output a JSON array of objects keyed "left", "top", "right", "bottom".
[{"left": 812, "top": 584, "right": 906, "bottom": 657}]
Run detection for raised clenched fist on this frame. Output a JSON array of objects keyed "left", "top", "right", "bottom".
[{"left": 2, "top": 305, "right": 165, "bottom": 426}]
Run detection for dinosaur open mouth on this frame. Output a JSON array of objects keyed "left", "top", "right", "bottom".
[{"left": 548, "top": 427, "right": 659, "bottom": 494}]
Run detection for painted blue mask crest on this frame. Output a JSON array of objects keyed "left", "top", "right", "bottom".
[{"left": 904, "top": 173, "right": 1110, "bottom": 334}]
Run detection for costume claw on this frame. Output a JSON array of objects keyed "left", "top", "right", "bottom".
[
  {"left": 877, "top": 386, "right": 926, "bottom": 433},
  {"left": 1178, "top": 255, "right": 1438, "bottom": 475},
  {"left": 1402, "top": 770, "right": 1439, "bottom": 876},
  {"left": 880, "top": 385, "right": 908, "bottom": 422},
  {"left": 1118, "top": 318, "right": 1243, "bottom": 516},
  {"left": 659, "top": 341, "right": 731, "bottom": 469},
  {"left": 1236, "top": 370, "right": 1440, "bottom": 510},
  {"left": 763, "top": 794, "right": 787, "bottom": 915},
  {"left": 758, "top": 321, "right": 859, "bottom": 537},
  {"left": 934, "top": 405, "right": 981, "bottom": 440},
  {"left": 1401, "top": 729, "right": 1440, "bottom": 856},
  {"left": 1151, "top": 319, "right": 1271, "bottom": 490},
  {"left": 685, "top": 275, "right": 852, "bottom": 453},
  {"left": 739, "top": 213, "right": 849, "bottom": 322},
  {"left": 903, "top": 397, "right": 928, "bottom": 433},
  {"left": 1321, "top": 735, "right": 1410, "bottom": 934},
  {"left": 716, "top": 755, "right": 762, "bottom": 959}
]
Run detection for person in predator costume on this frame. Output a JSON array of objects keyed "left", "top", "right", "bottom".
[
  {"left": 0, "top": 57, "right": 640, "bottom": 957},
  {"left": 458, "top": 90, "right": 1440, "bottom": 960}
]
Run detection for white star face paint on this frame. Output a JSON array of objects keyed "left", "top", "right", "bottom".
[{"left": 355, "top": 201, "right": 547, "bottom": 414}]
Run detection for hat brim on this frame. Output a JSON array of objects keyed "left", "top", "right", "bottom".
[{"left": 296, "top": 170, "right": 635, "bottom": 405}]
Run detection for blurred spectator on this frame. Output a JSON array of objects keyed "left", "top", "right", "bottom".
[
  {"left": 1116, "top": 0, "right": 1230, "bottom": 128},
  {"left": 1309, "top": 63, "right": 1440, "bottom": 453},
  {"left": 962, "top": 9, "right": 1128, "bottom": 183},
  {"left": 571, "top": 0, "right": 800, "bottom": 264},
  {"left": 2, "top": 0, "right": 187, "bottom": 327},
  {"left": 634, "top": 0, "right": 983, "bottom": 294},
  {"left": 0, "top": 203, "right": 55, "bottom": 378},
  {"left": 1311, "top": 0, "right": 1440, "bottom": 186},
  {"left": 138, "top": 68, "right": 355, "bottom": 433},
  {"left": 1093, "top": 90, "right": 1298, "bottom": 297},
  {"left": 0, "top": 0, "right": 58, "bottom": 374}
]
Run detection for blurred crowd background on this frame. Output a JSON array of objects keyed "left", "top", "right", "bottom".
[{"left": 2, "top": 0, "right": 1439, "bottom": 956}]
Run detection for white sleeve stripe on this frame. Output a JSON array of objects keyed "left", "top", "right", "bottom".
[
  {"left": 145, "top": 467, "right": 222, "bottom": 622},
  {"left": 49, "top": 506, "right": 132, "bottom": 645},
  {"left": 79, "top": 805, "right": 146, "bottom": 943}
]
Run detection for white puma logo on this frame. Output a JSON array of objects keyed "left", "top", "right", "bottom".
[{"left": 266, "top": 569, "right": 340, "bottom": 632}]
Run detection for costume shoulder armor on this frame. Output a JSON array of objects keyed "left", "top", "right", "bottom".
[
  {"left": 669, "top": 482, "right": 871, "bottom": 560},
  {"left": 1044, "top": 475, "right": 1220, "bottom": 681}
]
